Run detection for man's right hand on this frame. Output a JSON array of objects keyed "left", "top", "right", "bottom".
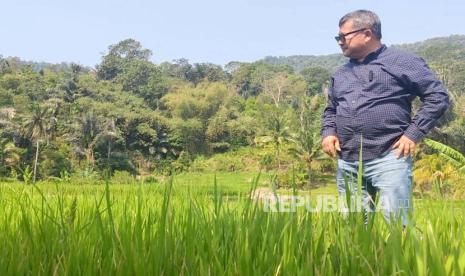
[{"left": 322, "top": 135, "right": 341, "bottom": 158}]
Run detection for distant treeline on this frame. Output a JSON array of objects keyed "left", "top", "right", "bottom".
[{"left": 1, "top": 36, "right": 464, "bottom": 187}]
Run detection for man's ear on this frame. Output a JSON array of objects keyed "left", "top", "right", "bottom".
[{"left": 364, "top": 29, "right": 373, "bottom": 42}]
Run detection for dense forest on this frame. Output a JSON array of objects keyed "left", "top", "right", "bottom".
[{"left": 1, "top": 36, "right": 465, "bottom": 197}]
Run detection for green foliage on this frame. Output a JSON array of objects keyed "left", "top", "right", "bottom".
[
  {"left": 0, "top": 89, "right": 14, "bottom": 106},
  {"left": 97, "top": 38, "right": 152, "bottom": 80},
  {"left": 230, "top": 62, "right": 293, "bottom": 98},
  {"left": 111, "top": 170, "right": 135, "bottom": 184},
  {"left": 97, "top": 152, "right": 137, "bottom": 176},
  {"left": 424, "top": 138, "right": 465, "bottom": 171},
  {"left": 0, "top": 138, "right": 22, "bottom": 176},
  {"left": 22, "top": 165, "right": 33, "bottom": 184},
  {"left": 160, "top": 59, "right": 228, "bottom": 85},
  {"left": 67, "top": 167, "right": 103, "bottom": 185},
  {"left": 260, "top": 53, "right": 347, "bottom": 73},
  {"left": 414, "top": 139, "right": 465, "bottom": 198},
  {"left": 40, "top": 149, "right": 72, "bottom": 178},
  {"left": 22, "top": 103, "right": 55, "bottom": 143},
  {"left": 276, "top": 164, "right": 308, "bottom": 188},
  {"left": 300, "top": 66, "right": 331, "bottom": 94},
  {"left": 163, "top": 82, "right": 247, "bottom": 155},
  {"left": 141, "top": 174, "right": 159, "bottom": 184},
  {"left": 169, "top": 118, "right": 205, "bottom": 155},
  {"left": 255, "top": 104, "right": 296, "bottom": 174},
  {"left": 1, "top": 36, "right": 465, "bottom": 187},
  {"left": 189, "top": 147, "right": 281, "bottom": 173},
  {"left": 190, "top": 152, "right": 246, "bottom": 172},
  {"left": 287, "top": 95, "right": 328, "bottom": 186}
]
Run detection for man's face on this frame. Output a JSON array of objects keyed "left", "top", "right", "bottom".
[{"left": 337, "top": 20, "right": 369, "bottom": 59}]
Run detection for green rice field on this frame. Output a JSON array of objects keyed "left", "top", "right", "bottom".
[{"left": 0, "top": 172, "right": 464, "bottom": 275}]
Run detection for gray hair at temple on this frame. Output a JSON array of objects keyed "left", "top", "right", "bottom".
[{"left": 339, "top": 10, "right": 382, "bottom": 40}]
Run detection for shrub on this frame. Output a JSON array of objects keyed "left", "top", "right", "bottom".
[
  {"left": 111, "top": 170, "right": 135, "bottom": 184},
  {"left": 142, "top": 175, "right": 159, "bottom": 184},
  {"left": 96, "top": 152, "right": 137, "bottom": 175},
  {"left": 190, "top": 152, "right": 247, "bottom": 172},
  {"left": 40, "top": 149, "right": 72, "bottom": 178}
]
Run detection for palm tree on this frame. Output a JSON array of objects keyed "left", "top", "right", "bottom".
[
  {"left": 65, "top": 111, "right": 100, "bottom": 165},
  {"left": 288, "top": 132, "right": 321, "bottom": 187},
  {"left": 65, "top": 112, "right": 119, "bottom": 170},
  {"left": 22, "top": 104, "right": 53, "bottom": 183},
  {"left": 0, "top": 138, "right": 21, "bottom": 177},
  {"left": 86, "top": 118, "right": 119, "bottom": 168},
  {"left": 0, "top": 108, "right": 23, "bottom": 177},
  {"left": 255, "top": 104, "right": 293, "bottom": 172},
  {"left": 288, "top": 95, "right": 326, "bottom": 187}
]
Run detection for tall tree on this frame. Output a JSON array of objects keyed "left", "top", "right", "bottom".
[
  {"left": 0, "top": 138, "right": 21, "bottom": 176},
  {"left": 288, "top": 95, "right": 326, "bottom": 187},
  {"left": 255, "top": 104, "right": 294, "bottom": 172},
  {"left": 22, "top": 104, "right": 54, "bottom": 183},
  {"left": 96, "top": 39, "right": 152, "bottom": 81},
  {"left": 300, "top": 67, "right": 331, "bottom": 95}
]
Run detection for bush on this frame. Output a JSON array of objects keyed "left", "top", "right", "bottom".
[
  {"left": 170, "top": 151, "right": 192, "bottom": 173},
  {"left": 67, "top": 167, "right": 104, "bottom": 185},
  {"left": 96, "top": 152, "right": 137, "bottom": 175},
  {"left": 276, "top": 164, "right": 308, "bottom": 189},
  {"left": 190, "top": 152, "right": 247, "bottom": 172},
  {"left": 141, "top": 175, "right": 160, "bottom": 184},
  {"left": 111, "top": 170, "right": 135, "bottom": 184},
  {"left": 40, "top": 149, "right": 72, "bottom": 178},
  {"left": 152, "top": 159, "right": 177, "bottom": 176}
]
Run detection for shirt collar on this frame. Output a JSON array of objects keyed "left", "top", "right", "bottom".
[{"left": 350, "top": 44, "right": 387, "bottom": 64}]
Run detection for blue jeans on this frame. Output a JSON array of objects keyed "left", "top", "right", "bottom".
[{"left": 336, "top": 150, "right": 413, "bottom": 225}]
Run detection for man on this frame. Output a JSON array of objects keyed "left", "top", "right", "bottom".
[{"left": 321, "top": 10, "right": 449, "bottom": 224}]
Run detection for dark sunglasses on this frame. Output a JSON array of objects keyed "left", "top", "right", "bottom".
[{"left": 334, "top": 28, "right": 367, "bottom": 42}]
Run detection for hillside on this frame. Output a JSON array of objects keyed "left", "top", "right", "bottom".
[{"left": 259, "top": 35, "right": 465, "bottom": 72}]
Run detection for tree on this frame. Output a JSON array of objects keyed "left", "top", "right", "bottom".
[
  {"left": 162, "top": 82, "right": 237, "bottom": 155},
  {"left": 122, "top": 112, "right": 173, "bottom": 162},
  {"left": 0, "top": 107, "right": 23, "bottom": 176},
  {"left": 231, "top": 63, "right": 289, "bottom": 98},
  {"left": 0, "top": 138, "right": 21, "bottom": 177},
  {"left": 205, "top": 101, "right": 257, "bottom": 152},
  {"left": 288, "top": 95, "right": 326, "bottom": 187},
  {"left": 22, "top": 104, "right": 55, "bottom": 183},
  {"left": 300, "top": 67, "right": 331, "bottom": 95},
  {"left": 96, "top": 39, "right": 168, "bottom": 108},
  {"left": 261, "top": 72, "right": 291, "bottom": 107},
  {"left": 115, "top": 59, "right": 168, "bottom": 108},
  {"left": 434, "top": 91, "right": 465, "bottom": 153},
  {"left": 90, "top": 118, "right": 119, "bottom": 166},
  {"left": 97, "top": 39, "right": 152, "bottom": 81},
  {"left": 160, "top": 59, "right": 227, "bottom": 85},
  {"left": 65, "top": 110, "right": 99, "bottom": 165},
  {"left": 255, "top": 104, "right": 294, "bottom": 172},
  {"left": 0, "top": 56, "right": 11, "bottom": 75}
]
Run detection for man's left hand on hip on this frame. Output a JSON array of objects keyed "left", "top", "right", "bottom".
[{"left": 392, "top": 135, "right": 416, "bottom": 158}]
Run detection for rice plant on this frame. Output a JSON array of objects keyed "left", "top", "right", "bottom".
[{"left": 0, "top": 174, "right": 464, "bottom": 275}]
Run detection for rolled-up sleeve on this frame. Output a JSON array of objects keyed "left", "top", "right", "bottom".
[{"left": 397, "top": 56, "right": 450, "bottom": 142}]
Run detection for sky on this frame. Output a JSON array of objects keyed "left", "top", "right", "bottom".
[{"left": 1, "top": 0, "right": 464, "bottom": 67}]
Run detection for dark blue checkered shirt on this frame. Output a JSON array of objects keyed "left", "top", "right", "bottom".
[{"left": 321, "top": 45, "right": 449, "bottom": 161}]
